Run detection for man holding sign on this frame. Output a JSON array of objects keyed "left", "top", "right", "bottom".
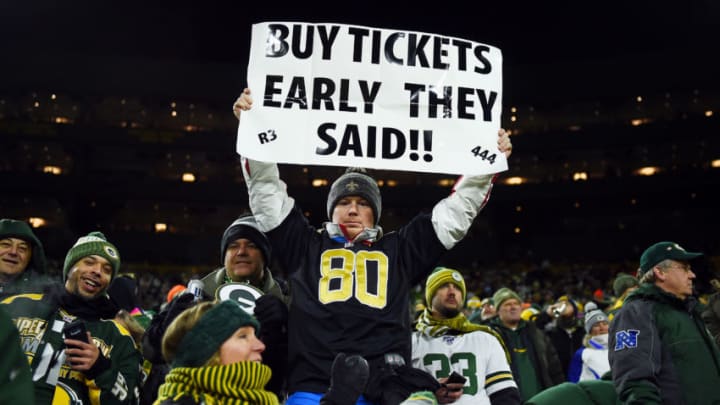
[{"left": 234, "top": 22, "right": 511, "bottom": 405}]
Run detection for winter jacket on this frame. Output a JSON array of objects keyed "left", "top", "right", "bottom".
[
  {"left": 489, "top": 318, "right": 564, "bottom": 399},
  {"left": 0, "top": 305, "right": 34, "bottom": 404},
  {"left": 534, "top": 310, "right": 585, "bottom": 378},
  {"left": 200, "top": 266, "right": 288, "bottom": 303},
  {"left": 1, "top": 287, "right": 142, "bottom": 404},
  {"left": 526, "top": 378, "right": 618, "bottom": 405},
  {"left": 609, "top": 283, "right": 720, "bottom": 405},
  {"left": 0, "top": 218, "right": 54, "bottom": 299}
]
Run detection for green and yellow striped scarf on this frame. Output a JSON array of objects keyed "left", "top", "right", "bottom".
[
  {"left": 154, "top": 361, "right": 278, "bottom": 405},
  {"left": 416, "top": 309, "right": 489, "bottom": 337},
  {"left": 416, "top": 309, "right": 511, "bottom": 363}
]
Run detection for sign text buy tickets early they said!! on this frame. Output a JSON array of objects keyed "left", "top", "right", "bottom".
[{"left": 237, "top": 22, "right": 506, "bottom": 175}]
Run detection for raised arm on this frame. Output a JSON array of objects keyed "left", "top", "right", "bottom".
[
  {"left": 234, "top": 88, "right": 295, "bottom": 232},
  {"left": 431, "top": 129, "right": 512, "bottom": 249}
]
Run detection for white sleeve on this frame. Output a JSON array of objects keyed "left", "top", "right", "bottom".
[
  {"left": 431, "top": 174, "right": 497, "bottom": 249},
  {"left": 410, "top": 332, "right": 424, "bottom": 368},
  {"left": 483, "top": 333, "right": 518, "bottom": 396},
  {"left": 240, "top": 156, "right": 295, "bottom": 232}
]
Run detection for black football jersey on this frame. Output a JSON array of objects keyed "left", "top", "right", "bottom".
[{"left": 267, "top": 206, "right": 446, "bottom": 394}]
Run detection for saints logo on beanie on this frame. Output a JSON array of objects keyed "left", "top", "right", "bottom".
[
  {"left": 327, "top": 168, "right": 382, "bottom": 226},
  {"left": 63, "top": 231, "right": 121, "bottom": 281},
  {"left": 425, "top": 267, "right": 466, "bottom": 306}
]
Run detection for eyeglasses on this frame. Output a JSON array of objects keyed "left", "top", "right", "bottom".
[{"left": 660, "top": 263, "right": 692, "bottom": 273}]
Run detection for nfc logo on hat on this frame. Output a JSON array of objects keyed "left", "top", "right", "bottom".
[
  {"left": 614, "top": 329, "right": 640, "bottom": 351},
  {"left": 103, "top": 246, "right": 119, "bottom": 259}
]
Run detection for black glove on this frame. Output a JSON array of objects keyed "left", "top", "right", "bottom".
[
  {"left": 365, "top": 364, "right": 440, "bottom": 405},
  {"left": 253, "top": 294, "right": 289, "bottom": 397},
  {"left": 142, "top": 293, "right": 197, "bottom": 363},
  {"left": 254, "top": 294, "right": 288, "bottom": 340},
  {"left": 162, "top": 293, "right": 197, "bottom": 330},
  {"left": 321, "top": 353, "right": 370, "bottom": 405}
]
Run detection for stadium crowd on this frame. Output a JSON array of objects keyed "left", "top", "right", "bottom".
[{"left": 1, "top": 91, "right": 719, "bottom": 405}]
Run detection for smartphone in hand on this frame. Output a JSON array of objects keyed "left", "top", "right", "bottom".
[
  {"left": 446, "top": 371, "right": 467, "bottom": 385},
  {"left": 62, "top": 320, "right": 89, "bottom": 344}
]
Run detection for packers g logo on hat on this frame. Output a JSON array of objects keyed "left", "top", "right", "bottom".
[
  {"left": 104, "top": 245, "right": 119, "bottom": 259},
  {"left": 62, "top": 231, "right": 121, "bottom": 281},
  {"left": 215, "top": 283, "right": 264, "bottom": 315}
]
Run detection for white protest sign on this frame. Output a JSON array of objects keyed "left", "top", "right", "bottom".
[{"left": 237, "top": 22, "right": 505, "bottom": 175}]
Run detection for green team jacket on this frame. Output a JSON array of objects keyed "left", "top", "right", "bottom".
[
  {"left": 526, "top": 379, "right": 618, "bottom": 405},
  {"left": 609, "top": 284, "right": 720, "bottom": 405},
  {"left": 0, "top": 305, "right": 34, "bottom": 404},
  {"left": 1, "top": 293, "right": 142, "bottom": 405},
  {"left": 200, "top": 266, "right": 288, "bottom": 304}
]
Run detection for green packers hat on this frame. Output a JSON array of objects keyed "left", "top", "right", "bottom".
[
  {"left": 425, "top": 267, "right": 466, "bottom": 306},
  {"left": 638, "top": 241, "right": 702, "bottom": 276},
  {"left": 63, "top": 231, "right": 121, "bottom": 281}
]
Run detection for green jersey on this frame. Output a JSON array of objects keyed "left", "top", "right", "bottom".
[{"left": 1, "top": 293, "right": 142, "bottom": 404}]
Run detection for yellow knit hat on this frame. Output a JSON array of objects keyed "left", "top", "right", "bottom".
[
  {"left": 467, "top": 296, "right": 482, "bottom": 309},
  {"left": 425, "top": 267, "right": 466, "bottom": 306}
]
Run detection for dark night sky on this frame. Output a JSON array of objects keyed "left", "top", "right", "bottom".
[{"left": 2, "top": 1, "right": 719, "bottom": 106}]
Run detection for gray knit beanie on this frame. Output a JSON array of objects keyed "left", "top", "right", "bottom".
[
  {"left": 583, "top": 302, "right": 608, "bottom": 333},
  {"left": 326, "top": 168, "right": 381, "bottom": 226}
]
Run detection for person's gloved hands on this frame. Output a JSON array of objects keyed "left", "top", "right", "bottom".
[
  {"left": 143, "top": 292, "right": 197, "bottom": 363},
  {"left": 321, "top": 353, "right": 370, "bottom": 405},
  {"left": 253, "top": 294, "right": 289, "bottom": 396},
  {"left": 162, "top": 293, "right": 197, "bottom": 330},
  {"left": 254, "top": 294, "right": 288, "bottom": 339},
  {"left": 434, "top": 376, "right": 464, "bottom": 404}
]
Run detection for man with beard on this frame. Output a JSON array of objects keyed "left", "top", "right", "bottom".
[
  {"left": 1, "top": 231, "right": 142, "bottom": 404},
  {"left": 412, "top": 267, "right": 520, "bottom": 405}
]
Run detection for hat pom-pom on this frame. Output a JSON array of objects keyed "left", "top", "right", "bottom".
[
  {"left": 345, "top": 167, "right": 369, "bottom": 175},
  {"left": 88, "top": 231, "right": 107, "bottom": 241}
]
